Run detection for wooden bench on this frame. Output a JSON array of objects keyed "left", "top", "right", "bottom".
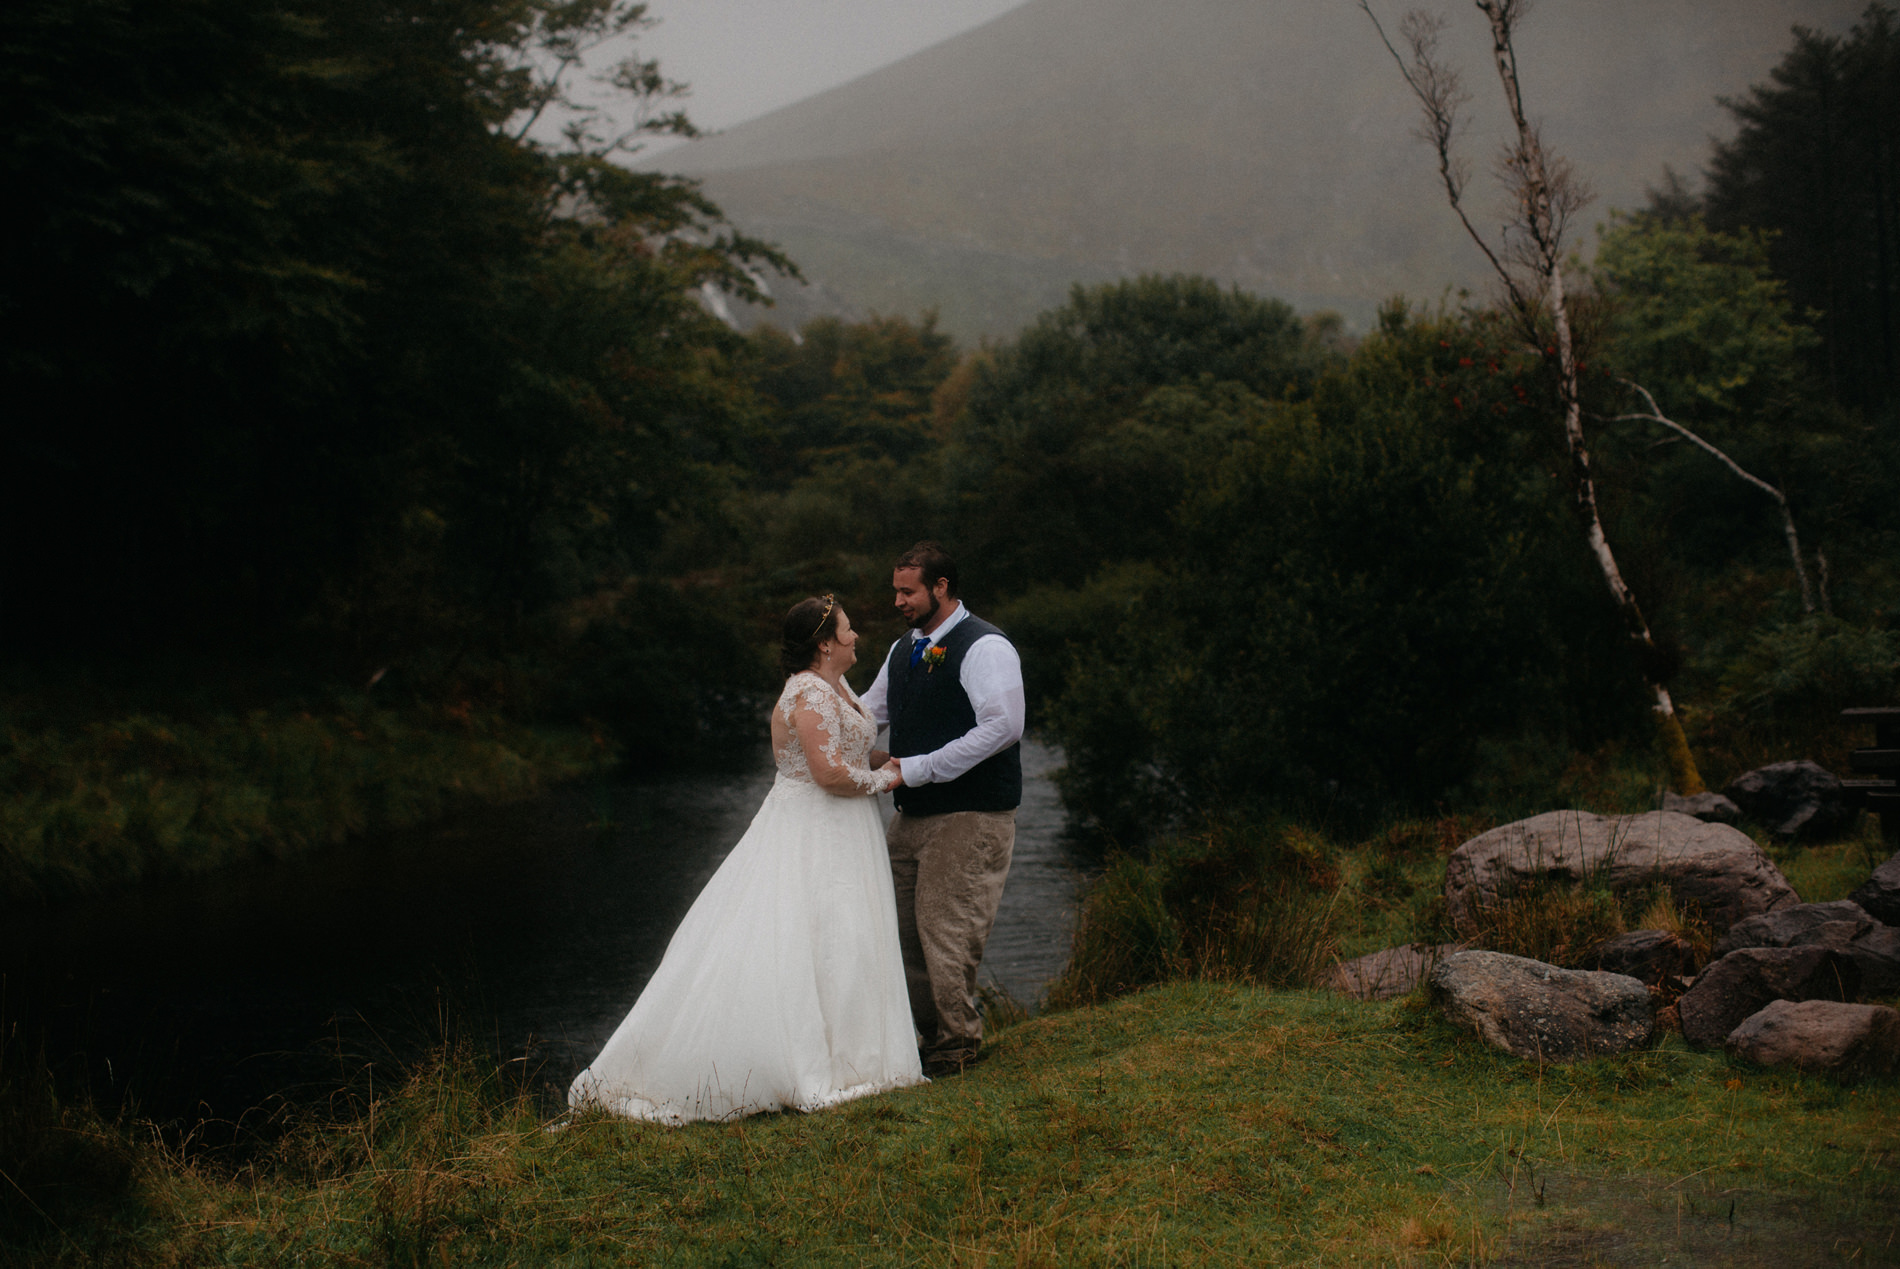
[{"left": 1842, "top": 706, "right": 1900, "bottom": 846}]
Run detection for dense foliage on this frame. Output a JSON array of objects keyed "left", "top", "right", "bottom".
[
  {"left": 941, "top": 276, "right": 1333, "bottom": 599},
  {"left": 1038, "top": 307, "right": 1646, "bottom": 838},
  {"left": 1704, "top": 1, "right": 1900, "bottom": 415},
  {"left": 4, "top": 2, "right": 1897, "bottom": 889},
  {"left": 3, "top": 0, "right": 782, "bottom": 731}
]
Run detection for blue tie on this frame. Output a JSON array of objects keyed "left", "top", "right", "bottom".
[{"left": 909, "top": 635, "right": 930, "bottom": 666}]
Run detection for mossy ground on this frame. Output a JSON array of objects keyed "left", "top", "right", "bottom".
[{"left": 8, "top": 983, "right": 1894, "bottom": 1266}]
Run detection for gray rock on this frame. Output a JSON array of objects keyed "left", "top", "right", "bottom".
[
  {"left": 1444, "top": 811, "right": 1798, "bottom": 936},
  {"left": 1848, "top": 851, "right": 1900, "bottom": 925},
  {"left": 1712, "top": 900, "right": 1874, "bottom": 958},
  {"left": 1581, "top": 928, "right": 1698, "bottom": 985},
  {"left": 1677, "top": 946, "right": 1861, "bottom": 1048},
  {"left": 1323, "top": 943, "right": 1462, "bottom": 1001},
  {"left": 1725, "top": 999, "right": 1900, "bottom": 1081},
  {"left": 1848, "top": 925, "right": 1900, "bottom": 999},
  {"left": 1709, "top": 899, "right": 1900, "bottom": 999},
  {"left": 1429, "top": 950, "right": 1653, "bottom": 1062},
  {"left": 1723, "top": 760, "right": 1859, "bottom": 840},
  {"left": 1661, "top": 790, "right": 1742, "bottom": 824}
]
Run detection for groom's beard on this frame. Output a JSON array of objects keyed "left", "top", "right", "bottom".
[{"left": 907, "top": 596, "right": 940, "bottom": 630}]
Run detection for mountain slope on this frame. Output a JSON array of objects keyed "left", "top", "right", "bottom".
[{"left": 662, "top": 0, "right": 1860, "bottom": 339}]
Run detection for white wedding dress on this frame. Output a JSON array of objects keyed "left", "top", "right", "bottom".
[{"left": 567, "top": 671, "right": 925, "bottom": 1124}]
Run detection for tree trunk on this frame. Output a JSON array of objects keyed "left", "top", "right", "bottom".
[{"left": 1480, "top": 2, "right": 1706, "bottom": 795}]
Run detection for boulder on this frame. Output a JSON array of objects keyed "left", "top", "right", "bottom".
[
  {"left": 1323, "top": 943, "right": 1461, "bottom": 1001},
  {"left": 1677, "top": 946, "right": 1860, "bottom": 1048},
  {"left": 1443, "top": 811, "right": 1798, "bottom": 936},
  {"left": 1724, "top": 999, "right": 1900, "bottom": 1081},
  {"left": 1848, "top": 925, "right": 1900, "bottom": 999},
  {"left": 1723, "top": 760, "right": 1859, "bottom": 840},
  {"left": 1429, "top": 950, "right": 1653, "bottom": 1062},
  {"left": 1848, "top": 850, "right": 1900, "bottom": 925},
  {"left": 1712, "top": 900, "right": 1874, "bottom": 959},
  {"left": 1661, "top": 790, "right": 1742, "bottom": 824},
  {"left": 1580, "top": 928, "right": 1698, "bottom": 985},
  {"left": 1709, "top": 899, "right": 1900, "bottom": 999}
]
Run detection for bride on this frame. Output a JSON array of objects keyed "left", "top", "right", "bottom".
[{"left": 567, "top": 595, "right": 926, "bottom": 1123}]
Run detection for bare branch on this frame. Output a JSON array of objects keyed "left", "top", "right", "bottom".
[
  {"left": 1606, "top": 380, "right": 1816, "bottom": 614},
  {"left": 1359, "top": 3, "right": 1517, "bottom": 293}
]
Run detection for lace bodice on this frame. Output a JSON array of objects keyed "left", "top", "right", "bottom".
[{"left": 774, "top": 672, "right": 898, "bottom": 797}]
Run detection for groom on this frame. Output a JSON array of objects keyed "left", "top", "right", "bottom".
[{"left": 861, "top": 541, "right": 1024, "bottom": 1077}]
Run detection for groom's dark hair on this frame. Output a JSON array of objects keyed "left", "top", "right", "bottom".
[{"left": 895, "top": 540, "right": 957, "bottom": 597}]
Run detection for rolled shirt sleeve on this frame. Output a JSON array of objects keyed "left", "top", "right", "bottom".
[
  {"left": 861, "top": 644, "right": 897, "bottom": 731},
  {"left": 900, "top": 634, "right": 1026, "bottom": 787}
]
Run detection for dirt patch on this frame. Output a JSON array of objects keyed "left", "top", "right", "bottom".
[{"left": 1483, "top": 1170, "right": 1897, "bottom": 1266}]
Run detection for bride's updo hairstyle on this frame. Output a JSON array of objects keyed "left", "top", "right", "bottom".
[{"left": 779, "top": 594, "right": 840, "bottom": 678}]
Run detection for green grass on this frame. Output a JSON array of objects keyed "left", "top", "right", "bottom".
[
  {"left": 0, "top": 697, "right": 607, "bottom": 905},
  {"left": 7, "top": 985, "right": 1894, "bottom": 1266},
  {"left": 7, "top": 727, "right": 1895, "bottom": 1264},
  {"left": 1772, "top": 818, "right": 1897, "bottom": 906}
]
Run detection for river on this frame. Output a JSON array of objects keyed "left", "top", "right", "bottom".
[{"left": 2, "top": 740, "right": 1085, "bottom": 1126}]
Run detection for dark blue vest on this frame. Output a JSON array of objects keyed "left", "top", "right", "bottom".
[{"left": 886, "top": 614, "right": 1023, "bottom": 816}]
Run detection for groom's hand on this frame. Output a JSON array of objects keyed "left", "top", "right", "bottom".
[
  {"left": 884, "top": 757, "right": 903, "bottom": 787},
  {"left": 869, "top": 749, "right": 890, "bottom": 768}
]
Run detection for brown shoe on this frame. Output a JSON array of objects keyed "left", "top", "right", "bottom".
[{"left": 921, "top": 1048, "right": 982, "bottom": 1079}]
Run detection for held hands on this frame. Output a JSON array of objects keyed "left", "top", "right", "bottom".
[{"left": 879, "top": 755, "right": 904, "bottom": 788}]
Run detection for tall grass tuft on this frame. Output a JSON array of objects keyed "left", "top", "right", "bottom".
[
  {"left": 977, "top": 982, "right": 1033, "bottom": 1037},
  {"left": 1460, "top": 878, "right": 1625, "bottom": 968},
  {"left": 0, "top": 1025, "right": 143, "bottom": 1249},
  {"left": 1047, "top": 822, "right": 1343, "bottom": 1009}
]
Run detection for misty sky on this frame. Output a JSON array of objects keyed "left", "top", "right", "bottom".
[{"left": 607, "top": 0, "right": 1032, "bottom": 152}]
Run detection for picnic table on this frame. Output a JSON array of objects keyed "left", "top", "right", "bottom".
[{"left": 1842, "top": 706, "right": 1900, "bottom": 845}]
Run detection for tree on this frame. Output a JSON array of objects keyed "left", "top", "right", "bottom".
[
  {"left": 1705, "top": 3, "right": 1900, "bottom": 415},
  {"left": 1047, "top": 310, "right": 1633, "bottom": 840},
  {"left": 1589, "top": 213, "right": 1829, "bottom": 612},
  {"left": 941, "top": 275, "right": 1328, "bottom": 600},
  {"left": 1361, "top": 0, "right": 1708, "bottom": 793},
  {"left": 0, "top": 0, "right": 786, "bottom": 683},
  {"left": 745, "top": 313, "right": 959, "bottom": 480}
]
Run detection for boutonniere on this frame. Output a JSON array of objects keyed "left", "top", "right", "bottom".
[{"left": 922, "top": 645, "right": 947, "bottom": 673}]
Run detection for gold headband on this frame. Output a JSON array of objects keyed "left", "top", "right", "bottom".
[{"left": 809, "top": 594, "right": 836, "bottom": 640}]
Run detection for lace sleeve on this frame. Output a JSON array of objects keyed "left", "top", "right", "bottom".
[{"left": 787, "top": 676, "right": 896, "bottom": 797}]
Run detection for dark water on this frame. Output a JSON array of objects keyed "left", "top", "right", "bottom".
[{"left": 1, "top": 740, "right": 1084, "bottom": 1124}]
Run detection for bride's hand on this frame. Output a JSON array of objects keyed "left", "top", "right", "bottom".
[
  {"left": 883, "top": 757, "right": 904, "bottom": 787},
  {"left": 869, "top": 748, "right": 890, "bottom": 768}
]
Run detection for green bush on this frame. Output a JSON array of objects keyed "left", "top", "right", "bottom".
[
  {"left": 942, "top": 276, "right": 1336, "bottom": 601},
  {"left": 1717, "top": 615, "right": 1900, "bottom": 727},
  {"left": 1046, "top": 310, "right": 1647, "bottom": 841},
  {"left": 1047, "top": 823, "right": 1343, "bottom": 1009}
]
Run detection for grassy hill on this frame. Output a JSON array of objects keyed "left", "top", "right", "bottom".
[
  {"left": 12, "top": 984, "right": 1895, "bottom": 1264},
  {"left": 662, "top": 0, "right": 1864, "bottom": 341}
]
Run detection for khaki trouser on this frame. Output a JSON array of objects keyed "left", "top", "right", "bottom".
[{"left": 886, "top": 808, "right": 1016, "bottom": 1062}]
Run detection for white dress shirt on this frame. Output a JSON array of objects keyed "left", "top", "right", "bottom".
[{"left": 860, "top": 601, "right": 1026, "bottom": 788}]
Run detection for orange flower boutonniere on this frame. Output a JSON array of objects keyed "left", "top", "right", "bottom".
[{"left": 922, "top": 645, "right": 947, "bottom": 673}]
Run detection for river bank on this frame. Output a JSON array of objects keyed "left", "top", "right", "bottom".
[
  {"left": 0, "top": 697, "right": 606, "bottom": 907},
  {"left": 0, "top": 739, "right": 1085, "bottom": 1141},
  {"left": 8, "top": 982, "right": 1894, "bottom": 1266}
]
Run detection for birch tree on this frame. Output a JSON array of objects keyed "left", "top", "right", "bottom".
[
  {"left": 1604, "top": 382, "right": 1826, "bottom": 615},
  {"left": 1360, "top": 0, "right": 1708, "bottom": 793}
]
